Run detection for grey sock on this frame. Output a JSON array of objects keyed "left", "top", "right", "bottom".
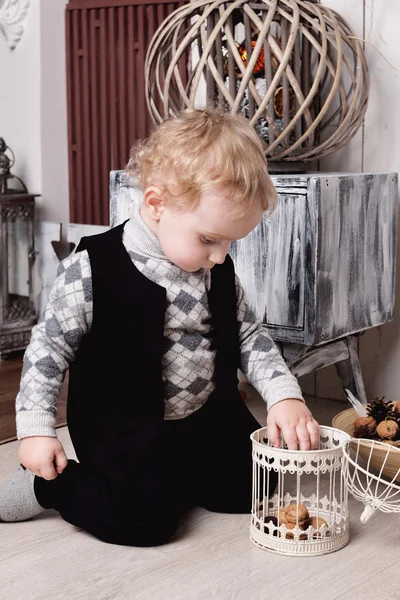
[{"left": 0, "top": 465, "right": 45, "bottom": 522}]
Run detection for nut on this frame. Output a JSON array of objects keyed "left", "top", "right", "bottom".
[
  {"left": 309, "top": 516, "right": 329, "bottom": 538},
  {"left": 309, "top": 516, "right": 328, "bottom": 528},
  {"left": 283, "top": 520, "right": 308, "bottom": 540},
  {"left": 285, "top": 503, "right": 310, "bottom": 527},
  {"left": 277, "top": 507, "right": 309, "bottom": 540},
  {"left": 393, "top": 401, "right": 400, "bottom": 414},
  {"left": 278, "top": 507, "right": 290, "bottom": 526},
  {"left": 354, "top": 416, "right": 376, "bottom": 434},
  {"left": 310, "top": 517, "right": 328, "bottom": 529},
  {"left": 376, "top": 419, "right": 399, "bottom": 440},
  {"left": 382, "top": 439, "right": 400, "bottom": 447}
]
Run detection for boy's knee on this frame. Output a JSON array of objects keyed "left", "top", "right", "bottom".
[
  {"left": 133, "top": 516, "right": 180, "bottom": 547},
  {"left": 93, "top": 513, "right": 180, "bottom": 547}
]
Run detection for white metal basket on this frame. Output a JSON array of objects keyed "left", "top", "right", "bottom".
[
  {"left": 342, "top": 437, "right": 400, "bottom": 523},
  {"left": 250, "top": 426, "right": 351, "bottom": 556}
]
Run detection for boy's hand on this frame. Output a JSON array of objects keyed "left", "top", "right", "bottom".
[
  {"left": 267, "top": 399, "right": 320, "bottom": 451},
  {"left": 19, "top": 436, "right": 68, "bottom": 480}
]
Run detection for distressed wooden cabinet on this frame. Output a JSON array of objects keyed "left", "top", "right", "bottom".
[
  {"left": 110, "top": 170, "right": 398, "bottom": 402},
  {"left": 230, "top": 172, "right": 398, "bottom": 345}
]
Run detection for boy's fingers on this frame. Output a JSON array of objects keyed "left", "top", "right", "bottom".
[
  {"left": 280, "top": 424, "right": 298, "bottom": 450},
  {"left": 55, "top": 449, "right": 68, "bottom": 474},
  {"left": 267, "top": 419, "right": 280, "bottom": 448},
  {"left": 296, "top": 422, "right": 311, "bottom": 451},
  {"left": 26, "top": 466, "right": 40, "bottom": 477},
  {"left": 307, "top": 420, "right": 320, "bottom": 449},
  {"left": 40, "top": 464, "right": 57, "bottom": 481}
]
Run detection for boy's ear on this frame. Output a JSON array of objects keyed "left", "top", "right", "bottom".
[{"left": 142, "top": 186, "right": 166, "bottom": 221}]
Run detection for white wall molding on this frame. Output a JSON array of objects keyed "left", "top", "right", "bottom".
[{"left": 0, "top": 0, "right": 30, "bottom": 49}]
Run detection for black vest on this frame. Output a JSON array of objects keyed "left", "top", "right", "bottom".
[{"left": 67, "top": 224, "right": 241, "bottom": 472}]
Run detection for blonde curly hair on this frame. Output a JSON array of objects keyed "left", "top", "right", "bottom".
[{"left": 126, "top": 108, "right": 277, "bottom": 217}]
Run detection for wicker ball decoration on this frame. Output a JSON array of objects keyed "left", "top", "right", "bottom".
[{"left": 145, "top": 0, "right": 370, "bottom": 162}]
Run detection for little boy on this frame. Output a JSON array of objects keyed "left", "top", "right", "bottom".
[{"left": 0, "top": 109, "right": 319, "bottom": 546}]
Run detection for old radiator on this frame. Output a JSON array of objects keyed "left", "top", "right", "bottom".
[{"left": 66, "top": 0, "right": 185, "bottom": 225}]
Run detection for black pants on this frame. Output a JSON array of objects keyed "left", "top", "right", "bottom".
[{"left": 34, "top": 390, "right": 277, "bottom": 547}]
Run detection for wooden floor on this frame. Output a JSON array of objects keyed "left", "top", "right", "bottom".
[
  {"left": 1, "top": 387, "right": 400, "bottom": 600},
  {"left": 0, "top": 355, "right": 67, "bottom": 444}
]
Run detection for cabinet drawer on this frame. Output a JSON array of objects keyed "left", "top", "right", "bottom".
[{"left": 231, "top": 193, "right": 306, "bottom": 330}]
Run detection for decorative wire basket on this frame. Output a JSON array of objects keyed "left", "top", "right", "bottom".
[
  {"left": 251, "top": 426, "right": 350, "bottom": 556},
  {"left": 145, "top": 0, "right": 369, "bottom": 163},
  {"left": 342, "top": 438, "right": 400, "bottom": 524},
  {"left": 333, "top": 407, "right": 400, "bottom": 483}
]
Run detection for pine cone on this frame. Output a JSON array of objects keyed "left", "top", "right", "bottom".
[{"left": 366, "top": 397, "right": 395, "bottom": 423}]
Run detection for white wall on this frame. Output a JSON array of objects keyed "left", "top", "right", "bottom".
[
  {"left": 40, "top": 0, "right": 69, "bottom": 230},
  {"left": 0, "top": 0, "right": 69, "bottom": 235},
  {"left": 0, "top": 0, "right": 41, "bottom": 196}
]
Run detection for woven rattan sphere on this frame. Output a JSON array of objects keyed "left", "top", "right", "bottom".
[{"left": 145, "top": 0, "right": 369, "bottom": 163}]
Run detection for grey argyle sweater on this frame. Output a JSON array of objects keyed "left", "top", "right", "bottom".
[{"left": 16, "top": 202, "right": 304, "bottom": 439}]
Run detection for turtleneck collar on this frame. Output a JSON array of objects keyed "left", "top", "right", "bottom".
[{"left": 123, "top": 200, "right": 168, "bottom": 261}]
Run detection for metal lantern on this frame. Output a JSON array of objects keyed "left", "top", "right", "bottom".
[
  {"left": 0, "top": 139, "right": 37, "bottom": 359},
  {"left": 0, "top": 138, "right": 28, "bottom": 195},
  {"left": 145, "top": 0, "right": 369, "bottom": 168}
]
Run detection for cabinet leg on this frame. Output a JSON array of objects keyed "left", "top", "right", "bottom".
[{"left": 334, "top": 336, "right": 367, "bottom": 404}]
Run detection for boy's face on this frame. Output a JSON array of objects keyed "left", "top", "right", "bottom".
[{"left": 142, "top": 187, "right": 264, "bottom": 272}]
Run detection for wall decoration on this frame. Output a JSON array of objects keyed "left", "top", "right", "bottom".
[
  {"left": 0, "top": 0, "right": 30, "bottom": 50},
  {"left": 145, "top": 0, "right": 369, "bottom": 166}
]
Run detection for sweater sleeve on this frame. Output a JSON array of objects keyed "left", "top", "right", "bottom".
[
  {"left": 15, "top": 250, "right": 93, "bottom": 439},
  {"left": 236, "top": 275, "right": 304, "bottom": 410}
]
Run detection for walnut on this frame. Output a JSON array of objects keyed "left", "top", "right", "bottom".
[
  {"left": 278, "top": 507, "right": 290, "bottom": 526},
  {"left": 280, "top": 520, "right": 308, "bottom": 540},
  {"left": 393, "top": 401, "right": 400, "bottom": 414},
  {"left": 276, "top": 507, "right": 308, "bottom": 539},
  {"left": 278, "top": 504, "right": 310, "bottom": 539},
  {"left": 285, "top": 503, "right": 310, "bottom": 527},
  {"left": 309, "top": 516, "right": 328, "bottom": 536},
  {"left": 354, "top": 416, "right": 376, "bottom": 435},
  {"left": 284, "top": 528, "right": 308, "bottom": 540},
  {"left": 376, "top": 419, "right": 399, "bottom": 440},
  {"left": 309, "top": 516, "right": 328, "bottom": 528}
]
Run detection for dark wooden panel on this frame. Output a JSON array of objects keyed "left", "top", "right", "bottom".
[
  {"left": 67, "top": 0, "right": 178, "bottom": 8},
  {"left": 66, "top": 0, "right": 186, "bottom": 225}
]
